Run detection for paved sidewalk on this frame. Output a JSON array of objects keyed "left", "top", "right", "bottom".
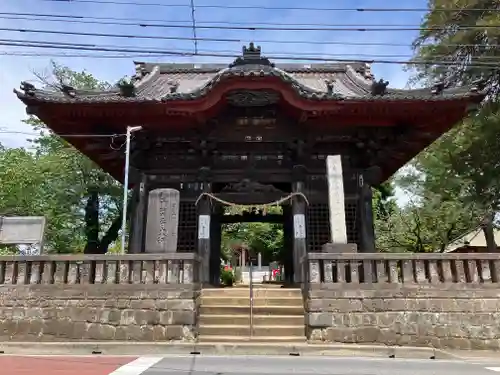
[{"left": 0, "top": 341, "right": 454, "bottom": 359}]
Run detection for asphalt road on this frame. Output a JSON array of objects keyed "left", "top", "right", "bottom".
[{"left": 139, "top": 355, "right": 500, "bottom": 375}]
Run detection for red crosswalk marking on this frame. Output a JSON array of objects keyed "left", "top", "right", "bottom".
[{"left": 0, "top": 355, "right": 139, "bottom": 375}]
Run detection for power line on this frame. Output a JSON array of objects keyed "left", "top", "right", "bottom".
[
  {"left": 0, "top": 130, "right": 126, "bottom": 138},
  {"left": 3, "top": 14, "right": 500, "bottom": 48},
  {"left": 2, "top": 16, "right": 500, "bottom": 32},
  {"left": 0, "top": 11, "right": 432, "bottom": 27},
  {"left": 0, "top": 26, "right": 241, "bottom": 43},
  {"left": 2, "top": 39, "right": 500, "bottom": 68},
  {"left": 2, "top": 42, "right": 500, "bottom": 62},
  {"left": 3, "top": 25, "right": 500, "bottom": 53},
  {"left": 35, "top": 0, "right": 500, "bottom": 12},
  {"left": 2, "top": 21, "right": 499, "bottom": 50},
  {"left": 0, "top": 11, "right": 487, "bottom": 28}
]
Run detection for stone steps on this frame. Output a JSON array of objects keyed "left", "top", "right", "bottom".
[
  {"left": 199, "top": 305, "right": 305, "bottom": 316},
  {"left": 199, "top": 324, "right": 305, "bottom": 337},
  {"left": 202, "top": 288, "right": 301, "bottom": 298},
  {"left": 201, "top": 296, "right": 303, "bottom": 306},
  {"left": 199, "top": 314, "right": 304, "bottom": 326},
  {"left": 198, "top": 287, "right": 306, "bottom": 343},
  {"left": 198, "top": 335, "right": 306, "bottom": 343}
]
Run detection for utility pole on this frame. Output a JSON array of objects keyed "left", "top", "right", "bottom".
[{"left": 120, "top": 126, "right": 143, "bottom": 254}]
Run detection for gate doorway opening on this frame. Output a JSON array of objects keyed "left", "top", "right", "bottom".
[{"left": 219, "top": 205, "right": 292, "bottom": 285}]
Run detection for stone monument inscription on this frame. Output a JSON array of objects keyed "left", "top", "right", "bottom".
[
  {"left": 145, "top": 188, "right": 180, "bottom": 253},
  {"left": 326, "top": 154, "right": 347, "bottom": 244}
]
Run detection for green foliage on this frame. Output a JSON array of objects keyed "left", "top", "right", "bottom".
[
  {"left": 410, "top": 0, "right": 500, "bottom": 93},
  {"left": 220, "top": 205, "right": 284, "bottom": 264},
  {"left": 0, "top": 245, "right": 19, "bottom": 255},
  {"left": 377, "top": 0, "right": 500, "bottom": 253},
  {"left": 0, "top": 62, "right": 124, "bottom": 253},
  {"left": 220, "top": 267, "right": 235, "bottom": 286}
]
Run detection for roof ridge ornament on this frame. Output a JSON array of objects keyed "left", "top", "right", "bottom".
[
  {"left": 358, "top": 64, "right": 374, "bottom": 80},
  {"left": 325, "top": 78, "right": 336, "bottom": 94},
  {"left": 371, "top": 78, "right": 389, "bottom": 96},
  {"left": 229, "top": 43, "right": 275, "bottom": 68},
  {"left": 20, "top": 81, "right": 36, "bottom": 96},
  {"left": 431, "top": 81, "right": 446, "bottom": 95},
  {"left": 470, "top": 77, "right": 487, "bottom": 93}
]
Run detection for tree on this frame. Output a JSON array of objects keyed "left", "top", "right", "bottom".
[
  {"left": 0, "top": 144, "right": 84, "bottom": 253},
  {"left": 220, "top": 205, "right": 284, "bottom": 265},
  {"left": 411, "top": 0, "right": 500, "bottom": 93},
  {"left": 0, "top": 62, "right": 126, "bottom": 253},
  {"left": 408, "top": 1, "right": 500, "bottom": 251}
]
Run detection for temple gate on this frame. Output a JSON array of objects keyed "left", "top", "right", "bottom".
[{"left": 15, "top": 43, "right": 485, "bottom": 285}]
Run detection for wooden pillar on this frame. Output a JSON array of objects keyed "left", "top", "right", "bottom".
[
  {"left": 129, "top": 173, "right": 148, "bottom": 253},
  {"left": 127, "top": 186, "right": 139, "bottom": 253},
  {"left": 326, "top": 155, "right": 348, "bottom": 244},
  {"left": 282, "top": 204, "right": 294, "bottom": 283},
  {"left": 292, "top": 165, "right": 307, "bottom": 283},
  {"left": 209, "top": 205, "right": 222, "bottom": 285},
  {"left": 358, "top": 173, "right": 376, "bottom": 253},
  {"left": 197, "top": 168, "right": 211, "bottom": 284}
]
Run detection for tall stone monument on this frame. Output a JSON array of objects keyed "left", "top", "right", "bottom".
[
  {"left": 145, "top": 188, "right": 180, "bottom": 253},
  {"left": 326, "top": 155, "right": 347, "bottom": 244},
  {"left": 324, "top": 155, "right": 357, "bottom": 253}
]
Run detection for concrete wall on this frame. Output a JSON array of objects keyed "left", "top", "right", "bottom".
[
  {"left": 0, "top": 254, "right": 200, "bottom": 342},
  {"left": 304, "top": 253, "right": 500, "bottom": 350}
]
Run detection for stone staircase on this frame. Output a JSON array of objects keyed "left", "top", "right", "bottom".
[{"left": 198, "top": 286, "right": 306, "bottom": 342}]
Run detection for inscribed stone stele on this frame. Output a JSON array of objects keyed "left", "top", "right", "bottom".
[{"left": 145, "top": 188, "right": 180, "bottom": 253}]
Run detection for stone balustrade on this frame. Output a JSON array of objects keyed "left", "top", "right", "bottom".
[
  {"left": 301, "top": 252, "right": 500, "bottom": 285},
  {"left": 302, "top": 253, "right": 500, "bottom": 350},
  {"left": 0, "top": 253, "right": 200, "bottom": 285},
  {"left": 0, "top": 253, "right": 201, "bottom": 342}
]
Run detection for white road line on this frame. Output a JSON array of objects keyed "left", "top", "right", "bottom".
[
  {"left": 485, "top": 368, "right": 500, "bottom": 372},
  {"left": 108, "top": 356, "right": 164, "bottom": 375}
]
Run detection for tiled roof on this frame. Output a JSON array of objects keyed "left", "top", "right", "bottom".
[{"left": 14, "top": 44, "right": 486, "bottom": 104}]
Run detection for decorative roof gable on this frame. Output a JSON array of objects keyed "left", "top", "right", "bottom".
[{"left": 14, "top": 43, "right": 486, "bottom": 105}]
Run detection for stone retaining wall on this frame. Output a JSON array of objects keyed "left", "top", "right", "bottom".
[
  {"left": 0, "top": 254, "right": 200, "bottom": 342},
  {"left": 0, "top": 284, "right": 199, "bottom": 341},
  {"left": 307, "top": 285, "right": 500, "bottom": 350},
  {"left": 303, "top": 253, "right": 500, "bottom": 350}
]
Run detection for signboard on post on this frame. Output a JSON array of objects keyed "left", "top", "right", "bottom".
[
  {"left": 293, "top": 214, "right": 306, "bottom": 239},
  {"left": 0, "top": 216, "right": 46, "bottom": 253},
  {"left": 198, "top": 215, "right": 210, "bottom": 239}
]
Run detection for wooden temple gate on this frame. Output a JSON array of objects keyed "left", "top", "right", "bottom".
[{"left": 14, "top": 43, "right": 485, "bottom": 286}]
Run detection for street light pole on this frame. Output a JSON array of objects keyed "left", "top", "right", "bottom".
[{"left": 120, "top": 126, "right": 143, "bottom": 254}]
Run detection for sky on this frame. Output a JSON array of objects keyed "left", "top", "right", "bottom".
[
  {"left": 0, "top": 0, "right": 429, "bottom": 147},
  {"left": 0, "top": 0, "right": 426, "bottom": 205}
]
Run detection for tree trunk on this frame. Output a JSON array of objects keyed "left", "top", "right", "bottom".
[
  {"left": 83, "top": 189, "right": 100, "bottom": 254},
  {"left": 481, "top": 212, "right": 497, "bottom": 252},
  {"left": 98, "top": 198, "right": 134, "bottom": 254}
]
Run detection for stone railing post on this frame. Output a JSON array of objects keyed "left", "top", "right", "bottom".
[
  {"left": 0, "top": 253, "right": 200, "bottom": 285},
  {"left": 294, "top": 253, "right": 500, "bottom": 286}
]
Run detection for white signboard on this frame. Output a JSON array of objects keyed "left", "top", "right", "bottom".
[
  {"left": 293, "top": 214, "right": 306, "bottom": 239},
  {"left": 0, "top": 216, "right": 45, "bottom": 246},
  {"left": 198, "top": 215, "right": 211, "bottom": 239}
]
